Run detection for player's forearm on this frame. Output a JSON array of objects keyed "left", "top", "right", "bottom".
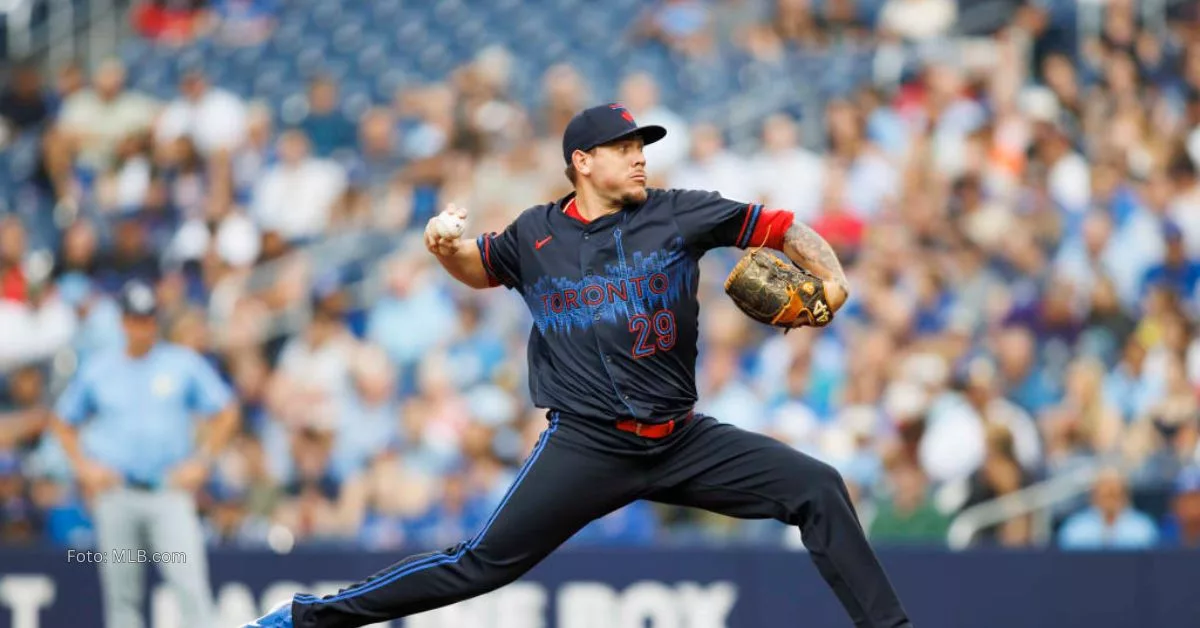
[
  {"left": 781, "top": 222, "right": 850, "bottom": 309},
  {"left": 435, "top": 239, "right": 493, "bottom": 290},
  {"left": 196, "top": 403, "right": 240, "bottom": 462},
  {"left": 49, "top": 415, "right": 88, "bottom": 470}
]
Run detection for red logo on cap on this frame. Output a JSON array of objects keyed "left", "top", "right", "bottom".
[{"left": 609, "top": 103, "right": 634, "bottom": 123}]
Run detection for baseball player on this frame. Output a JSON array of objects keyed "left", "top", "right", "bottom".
[
  {"left": 246, "top": 104, "right": 913, "bottom": 627},
  {"left": 51, "top": 279, "right": 241, "bottom": 628}
]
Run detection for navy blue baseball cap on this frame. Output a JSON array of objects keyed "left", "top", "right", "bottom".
[
  {"left": 562, "top": 103, "right": 667, "bottom": 165},
  {"left": 118, "top": 279, "right": 158, "bottom": 317}
]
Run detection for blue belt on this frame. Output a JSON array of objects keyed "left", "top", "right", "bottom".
[{"left": 125, "top": 476, "right": 160, "bottom": 491}]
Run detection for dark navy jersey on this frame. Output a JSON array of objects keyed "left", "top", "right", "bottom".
[{"left": 476, "top": 188, "right": 791, "bottom": 423}]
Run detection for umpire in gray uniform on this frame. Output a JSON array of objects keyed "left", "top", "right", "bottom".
[{"left": 50, "top": 279, "right": 241, "bottom": 628}]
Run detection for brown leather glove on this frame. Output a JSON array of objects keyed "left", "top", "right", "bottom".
[{"left": 724, "top": 249, "right": 833, "bottom": 330}]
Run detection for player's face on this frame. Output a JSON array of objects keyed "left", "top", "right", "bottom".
[
  {"left": 122, "top": 314, "right": 159, "bottom": 355},
  {"left": 590, "top": 137, "right": 648, "bottom": 205}
]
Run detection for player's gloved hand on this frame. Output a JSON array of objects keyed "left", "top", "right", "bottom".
[
  {"left": 724, "top": 249, "right": 836, "bottom": 331},
  {"left": 424, "top": 203, "right": 468, "bottom": 257}
]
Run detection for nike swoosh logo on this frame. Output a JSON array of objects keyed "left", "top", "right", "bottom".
[{"left": 535, "top": 236, "right": 553, "bottom": 250}]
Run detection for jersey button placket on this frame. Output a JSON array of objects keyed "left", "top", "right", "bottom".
[
  {"left": 585, "top": 255, "right": 600, "bottom": 320},
  {"left": 582, "top": 227, "right": 634, "bottom": 414},
  {"left": 581, "top": 236, "right": 597, "bottom": 322}
]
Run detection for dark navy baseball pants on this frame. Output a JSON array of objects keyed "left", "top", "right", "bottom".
[{"left": 291, "top": 411, "right": 912, "bottom": 627}]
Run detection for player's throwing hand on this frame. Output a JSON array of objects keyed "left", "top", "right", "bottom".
[{"left": 424, "top": 203, "right": 468, "bottom": 257}]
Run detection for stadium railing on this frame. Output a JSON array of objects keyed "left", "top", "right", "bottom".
[
  {"left": 206, "top": 228, "right": 411, "bottom": 346},
  {"left": 947, "top": 460, "right": 1108, "bottom": 550}
]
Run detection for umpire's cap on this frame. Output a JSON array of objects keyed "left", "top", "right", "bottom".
[
  {"left": 562, "top": 103, "right": 667, "bottom": 164},
  {"left": 118, "top": 279, "right": 158, "bottom": 317}
]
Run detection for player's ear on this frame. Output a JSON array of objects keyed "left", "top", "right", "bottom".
[{"left": 572, "top": 149, "right": 592, "bottom": 177}]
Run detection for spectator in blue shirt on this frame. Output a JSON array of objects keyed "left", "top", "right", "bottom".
[
  {"left": 994, "top": 325, "right": 1061, "bottom": 417},
  {"left": 1104, "top": 340, "right": 1163, "bottom": 423},
  {"left": 298, "top": 76, "right": 356, "bottom": 159},
  {"left": 366, "top": 255, "right": 460, "bottom": 381},
  {"left": 404, "top": 471, "right": 490, "bottom": 552},
  {"left": 1058, "top": 468, "right": 1160, "bottom": 550},
  {"left": 444, "top": 299, "right": 508, "bottom": 389},
  {"left": 1141, "top": 221, "right": 1200, "bottom": 303},
  {"left": 49, "top": 279, "right": 240, "bottom": 628},
  {"left": 1159, "top": 465, "right": 1200, "bottom": 549}
]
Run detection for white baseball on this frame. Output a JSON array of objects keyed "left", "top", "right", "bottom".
[{"left": 432, "top": 213, "right": 466, "bottom": 239}]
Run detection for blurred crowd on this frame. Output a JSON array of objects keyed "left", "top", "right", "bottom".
[
  {"left": 132, "top": 0, "right": 279, "bottom": 47},
  {"left": 2, "top": 0, "right": 1200, "bottom": 554}
]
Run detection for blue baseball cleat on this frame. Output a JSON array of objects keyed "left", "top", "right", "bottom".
[{"left": 242, "top": 599, "right": 293, "bottom": 627}]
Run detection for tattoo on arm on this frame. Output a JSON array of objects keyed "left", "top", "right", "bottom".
[{"left": 782, "top": 222, "right": 848, "bottom": 289}]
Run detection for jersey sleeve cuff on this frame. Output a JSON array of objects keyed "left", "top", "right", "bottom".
[
  {"left": 737, "top": 206, "right": 795, "bottom": 250},
  {"left": 477, "top": 234, "right": 507, "bottom": 288},
  {"left": 734, "top": 204, "right": 761, "bottom": 248},
  {"left": 747, "top": 208, "right": 794, "bottom": 251}
]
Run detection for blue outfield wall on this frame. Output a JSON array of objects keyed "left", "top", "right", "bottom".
[{"left": 1, "top": 547, "right": 1199, "bottom": 627}]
